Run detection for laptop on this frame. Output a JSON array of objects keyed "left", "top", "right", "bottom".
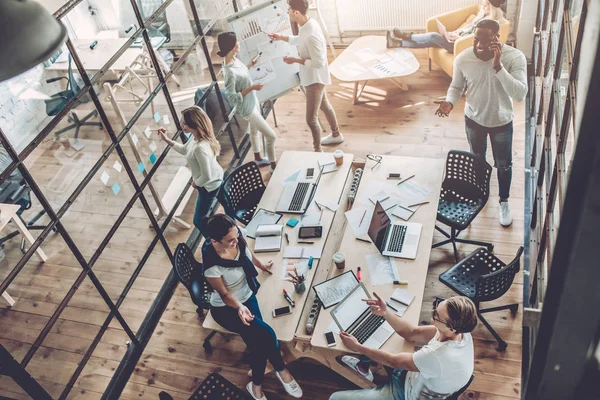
[
  {"left": 276, "top": 166, "right": 323, "bottom": 214},
  {"left": 368, "top": 201, "right": 422, "bottom": 259},
  {"left": 331, "top": 282, "right": 394, "bottom": 349}
]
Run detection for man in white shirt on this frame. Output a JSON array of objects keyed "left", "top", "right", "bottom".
[
  {"left": 268, "top": 0, "right": 343, "bottom": 152},
  {"left": 329, "top": 296, "right": 477, "bottom": 400},
  {"left": 435, "top": 19, "right": 527, "bottom": 227}
]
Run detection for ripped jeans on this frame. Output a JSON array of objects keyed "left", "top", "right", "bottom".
[{"left": 465, "top": 117, "right": 513, "bottom": 200}]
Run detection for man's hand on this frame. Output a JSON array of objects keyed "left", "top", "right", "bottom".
[
  {"left": 490, "top": 37, "right": 503, "bottom": 72},
  {"left": 434, "top": 100, "right": 453, "bottom": 117},
  {"left": 340, "top": 332, "right": 360, "bottom": 351},
  {"left": 266, "top": 32, "right": 285, "bottom": 41},
  {"left": 258, "top": 260, "right": 273, "bottom": 275},
  {"left": 362, "top": 292, "right": 388, "bottom": 317},
  {"left": 238, "top": 305, "right": 255, "bottom": 326}
]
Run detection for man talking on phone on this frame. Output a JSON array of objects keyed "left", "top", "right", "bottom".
[{"left": 435, "top": 19, "right": 527, "bottom": 227}]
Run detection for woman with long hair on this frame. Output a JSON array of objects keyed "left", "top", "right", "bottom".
[
  {"left": 218, "top": 31, "right": 278, "bottom": 171},
  {"left": 157, "top": 106, "right": 229, "bottom": 235},
  {"left": 386, "top": 0, "right": 508, "bottom": 52},
  {"left": 202, "top": 214, "right": 303, "bottom": 400}
]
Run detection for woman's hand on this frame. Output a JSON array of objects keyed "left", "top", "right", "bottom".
[
  {"left": 362, "top": 292, "right": 388, "bottom": 316},
  {"left": 339, "top": 332, "right": 360, "bottom": 351},
  {"left": 238, "top": 305, "right": 255, "bottom": 326},
  {"left": 258, "top": 260, "right": 273, "bottom": 275},
  {"left": 157, "top": 127, "right": 170, "bottom": 143},
  {"left": 251, "top": 83, "right": 264, "bottom": 92},
  {"left": 190, "top": 181, "right": 198, "bottom": 189}
]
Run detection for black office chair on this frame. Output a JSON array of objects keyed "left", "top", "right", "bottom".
[
  {"left": 173, "top": 243, "right": 220, "bottom": 352},
  {"left": 432, "top": 150, "right": 494, "bottom": 262},
  {"left": 45, "top": 55, "right": 103, "bottom": 141},
  {"left": 194, "top": 86, "right": 241, "bottom": 130},
  {"left": 446, "top": 374, "right": 475, "bottom": 400},
  {"left": 217, "top": 162, "right": 266, "bottom": 225},
  {"left": 158, "top": 373, "right": 247, "bottom": 400},
  {"left": 439, "top": 246, "right": 524, "bottom": 351}
]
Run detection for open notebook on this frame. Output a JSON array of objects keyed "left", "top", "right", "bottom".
[
  {"left": 254, "top": 224, "right": 284, "bottom": 253},
  {"left": 390, "top": 288, "right": 415, "bottom": 317}
]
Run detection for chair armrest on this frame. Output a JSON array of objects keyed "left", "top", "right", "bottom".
[
  {"left": 453, "top": 34, "right": 475, "bottom": 57},
  {"left": 427, "top": 4, "right": 481, "bottom": 33},
  {"left": 46, "top": 76, "right": 68, "bottom": 84}
]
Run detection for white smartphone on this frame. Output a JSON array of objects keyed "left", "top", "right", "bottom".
[
  {"left": 306, "top": 168, "right": 315, "bottom": 179},
  {"left": 272, "top": 305, "right": 292, "bottom": 318},
  {"left": 325, "top": 331, "right": 336, "bottom": 347}
]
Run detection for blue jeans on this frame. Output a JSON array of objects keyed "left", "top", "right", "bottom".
[
  {"left": 329, "top": 369, "right": 407, "bottom": 400},
  {"left": 401, "top": 32, "right": 454, "bottom": 53},
  {"left": 194, "top": 186, "right": 236, "bottom": 235},
  {"left": 465, "top": 117, "right": 513, "bottom": 200},
  {"left": 210, "top": 295, "right": 285, "bottom": 386}
]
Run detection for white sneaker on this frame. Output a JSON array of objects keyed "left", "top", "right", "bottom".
[
  {"left": 341, "top": 356, "right": 374, "bottom": 382},
  {"left": 275, "top": 371, "right": 303, "bottom": 398},
  {"left": 246, "top": 382, "right": 267, "bottom": 400},
  {"left": 499, "top": 201, "right": 513, "bottom": 227},
  {"left": 254, "top": 157, "right": 270, "bottom": 167},
  {"left": 320, "top": 133, "right": 344, "bottom": 145}
]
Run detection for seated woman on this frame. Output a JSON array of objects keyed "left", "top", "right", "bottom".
[
  {"left": 386, "top": 0, "right": 507, "bottom": 52},
  {"left": 202, "top": 214, "right": 303, "bottom": 400}
]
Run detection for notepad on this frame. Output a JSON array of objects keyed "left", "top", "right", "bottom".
[
  {"left": 246, "top": 209, "right": 282, "bottom": 238},
  {"left": 254, "top": 224, "right": 284, "bottom": 253},
  {"left": 390, "top": 288, "right": 415, "bottom": 317}
]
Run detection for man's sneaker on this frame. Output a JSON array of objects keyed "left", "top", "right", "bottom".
[
  {"left": 499, "top": 200, "right": 513, "bottom": 227},
  {"left": 320, "top": 133, "right": 344, "bottom": 145},
  {"left": 341, "top": 356, "right": 374, "bottom": 382}
]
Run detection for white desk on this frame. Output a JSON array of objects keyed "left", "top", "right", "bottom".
[{"left": 46, "top": 39, "right": 142, "bottom": 72}]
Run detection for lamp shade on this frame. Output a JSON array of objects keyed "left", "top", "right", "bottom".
[{"left": 0, "top": 0, "right": 67, "bottom": 82}]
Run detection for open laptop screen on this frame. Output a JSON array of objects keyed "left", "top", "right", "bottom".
[
  {"left": 367, "top": 201, "right": 391, "bottom": 253},
  {"left": 331, "top": 283, "right": 370, "bottom": 332}
]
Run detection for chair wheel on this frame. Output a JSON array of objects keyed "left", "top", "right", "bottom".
[
  {"left": 497, "top": 341, "right": 508, "bottom": 351},
  {"left": 203, "top": 341, "right": 213, "bottom": 353}
]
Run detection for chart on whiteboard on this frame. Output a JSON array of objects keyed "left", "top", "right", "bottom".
[
  {"left": 239, "top": 17, "right": 263, "bottom": 41},
  {"left": 262, "top": 13, "right": 291, "bottom": 34}
]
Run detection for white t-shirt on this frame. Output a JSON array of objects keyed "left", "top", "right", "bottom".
[
  {"left": 204, "top": 230, "right": 254, "bottom": 307},
  {"left": 405, "top": 331, "right": 474, "bottom": 400}
]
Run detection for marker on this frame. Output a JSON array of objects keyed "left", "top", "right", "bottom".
[
  {"left": 356, "top": 237, "right": 370, "bottom": 243},
  {"left": 283, "top": 289, "right": 295, "bottom": 307},
  {"left": 308, "top": 256, "right": 314, "bottom": 269},
  {"left": 298, "top": 241, "right": 314, "bottom": 244},
  {"left": 357, "top": 267, "right": 361, "bottom": 281},
  {"left": 393, "top": 280, "right": 409, "bottom": 285}
]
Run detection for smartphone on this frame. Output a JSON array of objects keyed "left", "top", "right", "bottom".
[
  {"left": 306, "top": 168, "right": 315, "bottom": 179},
  {"left": 298, "top": 226, "right": 323, "bottom": 239},
  {"left": 272, "top": 305, "right": 292, "bottom": 318},
  {"left": 325, "top": 331, "right": 336, "bottom": 347}
]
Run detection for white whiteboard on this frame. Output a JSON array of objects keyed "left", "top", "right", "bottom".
[{"left": 227, "top": 0, "right": 300, "bottom": 103}]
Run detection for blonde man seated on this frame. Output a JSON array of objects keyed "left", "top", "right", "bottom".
[{"left": 386, "top": 0, "right": 507, "bottom": 52}]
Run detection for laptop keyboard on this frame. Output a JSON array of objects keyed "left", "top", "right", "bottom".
[
  {"left": 350, "top": 313, "right": 386, "bottom": 344},
  {"left": 388, "top": 225, "right": 408, "bottom": 253},
  {"left": 289, "top": 182, "right": 310, "bottom": 211}
]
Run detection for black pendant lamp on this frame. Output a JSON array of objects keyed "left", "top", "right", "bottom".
[{"left": 0, "top": 0, "right": 67, "bottom": 82}]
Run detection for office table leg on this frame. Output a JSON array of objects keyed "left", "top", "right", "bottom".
[
  {"left": 12, "top": 217, "right": 47, "bottom": 262},
  {"left": 353, "top": 81, "right": 369, "bottom": 105}
]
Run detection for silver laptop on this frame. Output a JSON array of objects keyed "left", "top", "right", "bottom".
[
  {"left": 368, "top": 201, "right": 422, "bottom": 259},
  {"left": 276, "top": 166, "right": 323, "bottom": 214},
  {"left": 331, "top": 282, "right": 394, "bottom": 349}
]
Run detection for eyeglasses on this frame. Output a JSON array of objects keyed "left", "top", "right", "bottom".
[
  {"left": 432, "top": 297, "right": 449, "bottom": 326},
  {"left": 366, "top": 154, "right": 382, "bottom": 170}
]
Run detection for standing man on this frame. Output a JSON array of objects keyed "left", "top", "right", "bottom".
[
  {"left": 329, "top": 295, "right": 478, "bottom": 400},
  {"left": 435, "top": 19, "right": 527, "bottom": 227},
  {"left": 268, "top": 0, "right": 343, "bottom": 152}
]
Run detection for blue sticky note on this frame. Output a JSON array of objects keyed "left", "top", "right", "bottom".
[
  {"left": 153, "top": 111, "right": 161, "bottom": 123},
  {"left": 286, "top": 218, "right": 299, "bottom": 227},
  {"left": 111, "top": 182, "right": 121, "bottom": 195},
  {"left": 149, "top": 152, "right": 157, "bottom": 164},
  {"left": 137, "top": 162, "right": 145, "bottom": 173}
]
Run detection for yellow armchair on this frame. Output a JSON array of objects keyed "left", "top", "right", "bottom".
[{"left": 426, "top": 5, "right": 510, "bottom": 77}]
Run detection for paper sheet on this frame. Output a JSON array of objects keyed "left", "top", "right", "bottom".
[
  {"left": 355, "top": 48, "right": 378, "bottom": 63},
  {"left": 250, "top": 60, "right": 276, "bottom": 84},
  {"left": 340, "top": 62, "right": 367, "bottom": 78},
  {"left": 149, "top": 141, "right": 158, "bottom": 152},
  {"left": 315, "top": 200, "right": 339, "bottom": 211},
  {"left": 391, "top": 203, "right": 415, "bottom": 221},
  {"left": 390, "top": 288, "right": 415, "bottom": 317},
  {"left": 153, "top": 112, "right": 161, "bottom": 123},
  {"left": 131, "top": 132, "right": 139, "bottom": 146},
  {"left": 301, "top": 212, "right": 321, "bottom": 226},
  {"left": 388, "top": 48, "right": 415, "bottom": 63},
  {"left": 345, "top": 207, "right": 372, "bottom": 240},
  {"left": 394, "top": 179, "right": 432, "bottom": 207},
  {"left": 280, "top": 258, "right": 309, "bottom": 280},
  {"left": 113, "top": 160, "right": 123, "bottom": 172},
  {"left": 283, "top": 246, "right": 323, "bottom": 259},
  {"left": 365, "top": 253, "right": 399, "bottom": 286},
  {"left": 144, "top": 126, "right": 152, "bottom": 139},
  {"left": 369, "top": 190, "right": 398, "bottom": 212}
]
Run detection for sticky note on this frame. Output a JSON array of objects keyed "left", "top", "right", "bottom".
[
  {"left": 286, "top": 218, "right": 299, "bottom": 227},
  {"left": 100, "top": 171, "right": 109, "bottom": 185},
  {"left": 149, "top": 141, "right": 157, "bottom": 152},
  {"left": 144, "top": 126, "right": 152, "bottom": 139},
  {"left": 137, "top": 162, "right": 145, "bottom": 174},
  {"left": 149, "top": 153, "right": 157, "bottom": 164},
  {"left": 131, "top": 132, "right": 139, "bottom": 146},
  {"left": 163, "top": 114, "right": 170, "bottom": 124},
  {"left": 113, "top": 160, "right": 122, "bottom": 172},
  {"left": 111, "top": 182, "right": 121, "bottom": 195},
  {"left": 153, "top": 112, "right": 161, "bottom": 123}
]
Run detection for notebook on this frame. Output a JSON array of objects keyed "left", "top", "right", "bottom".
[
  {"left": 246, "top": 209, "right": 283, "bottom": 238},
  {"left": 254, "top": 224, "right": 284, "bottom": 253},
  {"left": 390, "top": 288, "right": 415, "bottom": 317}
]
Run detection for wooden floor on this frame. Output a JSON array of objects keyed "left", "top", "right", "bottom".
[{"left": 0, "top": 48, "right": 523, "bottom": 399}]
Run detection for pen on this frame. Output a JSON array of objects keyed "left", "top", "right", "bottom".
[
  {"left": 318, "top": 208, "right": 323, "bottom": 223},
  {"left": 357, "top": 266, "right": 361, "bottom": 281},
  {"left": 298, "top": 241, "right": 314, "bottom": 244},
  {"left": 359, "top": 209, "right": 367, "bottom": 226},
  {"left": 315, "top": 201, "right": 322, "bottom": 210},
  {"left": 397, "top": 174, "right": 415, "bottom": 185},
  {"left": 386, "top": 302, "right": 399, "bottom": 312},
  {"left": 356, "top": 237, "right": 370, "bottom": 243},
  {"left": 408, "top": 201, "right": 430, "bottom": 207},
  {"left": 285, "top": 233, "right": 290, "bottom": 244},
  {"left": 282, "top": 289, "right": 295, "bottom": 307}
]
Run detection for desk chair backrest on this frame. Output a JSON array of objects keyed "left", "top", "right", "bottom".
[
  {"left": 446, "top": 374, "right": 475, "bottom": 400},
  {"left": 475, "top": 246, "right": 523, "bottom": 302},
  {"left": 45, "top": 55, "right": 84, "bottom": 116},
  {"left": 441, "top": 150, "right": 492, "bottom": 203},
  {"left": 217, "top": 161, "right": 266, "bottom": 225},
  {"left": 173, "top": 243, "right": 212, "bottom": 310}
]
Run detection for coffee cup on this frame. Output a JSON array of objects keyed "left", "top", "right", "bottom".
[
  {"left": 333, "top": 150, "right": 344, "bottom": 166},
  {"left": 333, "top": 252, "right": 345, "bottom": 270}
]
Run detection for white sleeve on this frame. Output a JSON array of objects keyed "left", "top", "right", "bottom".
[
  {"left": 288, "top": 35, "right": 299, "bottom": 46},
  {"left": 446, "top": 59, "right": 466, "bottom": 106},
  {"left": 412, "top": 345, "right": 443, "bottom": 379},
  {"left": 204, "top": 265, "right": 223, "bottom": 279}
]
